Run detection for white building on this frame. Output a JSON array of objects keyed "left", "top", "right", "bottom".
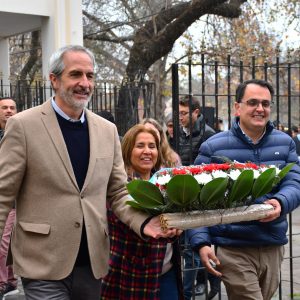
[{"left": 0, "top": 0, "right": 83, "bottom": 85}]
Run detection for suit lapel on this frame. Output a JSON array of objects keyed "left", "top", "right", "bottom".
[
  {"left": 82, "top": 110, "right": 98, "bottom": 192},
  {"left": 40, "top": 99, "right": 79, "bottom": 190}
]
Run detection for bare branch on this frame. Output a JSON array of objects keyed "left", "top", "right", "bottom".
[
  {"left": 84, "top": 33, "right": 134, "bottom": 43},
  {"left": 126, "top": 0, "right": 246, "bottom": 79}
]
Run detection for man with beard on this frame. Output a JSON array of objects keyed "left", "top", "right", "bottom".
[{"left": 0, "top": 45, "right": 179, "bottom": 300}]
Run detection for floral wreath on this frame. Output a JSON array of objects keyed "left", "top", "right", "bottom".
[{"left": 126, "top": 161, "right": 294, "bottom": 216}]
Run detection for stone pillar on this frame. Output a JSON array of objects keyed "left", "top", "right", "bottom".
[
  {"left": 41, "top": 0, "right": 83, "bottom": 79},
  {"left": 0, "top": 38, "right": 10, "bottom": 96}
]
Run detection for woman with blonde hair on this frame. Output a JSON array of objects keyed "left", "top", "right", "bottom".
[
  {"left": 141, "top": 118, "right": 181, "bottom": 167},
  {"left": 101, "top": 124, "right": 183, "bottom": 300}
]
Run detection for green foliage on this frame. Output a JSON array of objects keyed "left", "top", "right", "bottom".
[
  {"left": 200, "top": 177, "right": 228, "bottom": 209},
  {"left": 252, "top": 168, "right": 276, "bottom": 199},
  {"left": 166, "top": 175, "right": 200, "bottom": 207},
  {"left": 277, "top": 162, "right": 295, "bottom": 181},
  {"left": 126, "top": 180, "right": 164, "bottom": 208},
  {"left": 227, "top": 170, "right": 254, "bottom": 207}
]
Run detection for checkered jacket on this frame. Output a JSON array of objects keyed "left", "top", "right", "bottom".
[{"left": 100, "top": 207, "right": 183, "bottom": 299}]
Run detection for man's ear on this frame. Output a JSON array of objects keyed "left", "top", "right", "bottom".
[
  {"left": 194, "top": 108, "right": 200, "bottom": 116},
  {"left": 49, "top": 73, "right": 58, "bottom": 90},
  {"left": 234, "top": 102, "right": 241, "bottom": 116}
]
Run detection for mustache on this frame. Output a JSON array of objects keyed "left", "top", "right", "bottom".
[{"left": 73, "top": 87, "right": 91, "bottom": 93}]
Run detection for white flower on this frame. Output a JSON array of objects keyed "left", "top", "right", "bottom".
[
  {"left": 212, "top": 170, "right": 228, "bottom": 178},
  {"left": 156, "top": 174, "right": 171, "bottom": 185},
  {"left": 194, "top": 173, "right": 213, "bottom": 185},
  {"left": 261, "top": 165, "right": 280, "bottom": 175},
  {"left": 253, "top": 170, "right": 260, "bottom": 179},
  {"left": 228, "top": 169, "right": 241, "bottom": 180}
]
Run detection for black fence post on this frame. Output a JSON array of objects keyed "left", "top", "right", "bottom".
[{"left": 172, "top": 63, "right": 180, "bottom": 155}]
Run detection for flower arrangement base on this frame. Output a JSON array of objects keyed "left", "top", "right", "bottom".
[{"left": 159, "top": 204, "right": 274, "bottom": 230}]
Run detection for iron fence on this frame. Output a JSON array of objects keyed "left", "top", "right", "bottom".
[
  {"left": 172, "top": 52, "right": 300, "bottom": 135},
  {"left": 0, "top": 79, "right": 156, "bottom": 136}
]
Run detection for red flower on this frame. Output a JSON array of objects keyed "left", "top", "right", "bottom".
[
  {"left": 172, "top": 168, "right": 187, "bottom": 175},
  {"left": 189, "top": 166, "right": 203, "bottom": 175}
]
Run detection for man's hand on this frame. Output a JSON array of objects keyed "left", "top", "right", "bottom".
[
  {"left": 143, "top": 216, "right": 182, "bottom": 239},
  {"left": 259, "top": 199, "right": 281, "bottom": 222},
  {"left": 199, "top": 245, "right": 222, "bottom": 277}
]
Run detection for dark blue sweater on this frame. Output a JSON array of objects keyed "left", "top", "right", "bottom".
[
  {"left": 56, "top": 114, "right": 89, "bottom": 190},
  {"left": 56, "top": 113, "right": 90, "bottom": 266}
]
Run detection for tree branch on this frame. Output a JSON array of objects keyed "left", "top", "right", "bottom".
[{"left": 126, "top": 0, "right": 246, "bottom": 79}]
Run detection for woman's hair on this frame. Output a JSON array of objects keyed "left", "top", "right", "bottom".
[
  {"left": 121, "top": 124, "right": 162, "bottom": 174},
  {"left": 140, "top": 118, "right": 179, "bottom": 168}
]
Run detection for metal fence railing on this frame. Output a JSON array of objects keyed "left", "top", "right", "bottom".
[{"left": 0, "top": 79, "right": 156, "bottom": 137}]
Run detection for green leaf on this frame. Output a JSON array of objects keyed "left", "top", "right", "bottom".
[
  {"left": 166, "top": 175, "right": 200, "bottom": 207},
  {"left": 200, "top": 177, "right": 228, "bottom": 208},
  {"left": 227, "top": 170, "right": 254, "bottom": 206},
  {"left": 127, "top": 180, "right": 164, "bottom": 209},
  {"left": 252, "top": 168, "right": 276, "bottom": 199},
  {"left": 126, "top": 200, "right": 163, "bottom": 215},
  {"left": 126, "top": 200, "right": 145, "bottom": 210},
  {"left": 277, "top": 162, "right": 295, "bottom": 181}
]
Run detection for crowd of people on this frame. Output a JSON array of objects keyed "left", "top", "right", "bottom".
[{"left": 0, "top": 45, "right": 300, "bottom": 300}]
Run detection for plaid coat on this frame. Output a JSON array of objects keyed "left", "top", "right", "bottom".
[{"left": 101, "top": 207, "right": 183, "bottom": 299}]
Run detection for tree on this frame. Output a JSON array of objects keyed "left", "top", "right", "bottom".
[
  {"left": 83, "top": 0, "right": 248, "bottom": 128},
  {"left": 84, "top": 0, "right": 248, "bottom": 81}
]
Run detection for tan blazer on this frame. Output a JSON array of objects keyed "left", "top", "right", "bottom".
[{"left": 0, "top": 99, "right": 148, "bottom": 280}]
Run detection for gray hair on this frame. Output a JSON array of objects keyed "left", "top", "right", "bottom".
[{"left": 49, "top": 45, "right": 95, "bottom": 77}]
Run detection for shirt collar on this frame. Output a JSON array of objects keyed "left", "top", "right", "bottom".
[
  {"left": 238, "top": 121, "right": 266, "bottom": 144},
  {"left": 51, "top": 97, "right": 85, "bottom": 123},
  {"left": 182, "top": 126, "right": 190, "bottom": 136}
]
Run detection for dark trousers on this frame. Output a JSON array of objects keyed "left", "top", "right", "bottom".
[
  {"left": 21, "top": 264, "right": 101, "bottom": 300},
  {"left": 159, "top": 267, "right": 179, "bottom": 300}
]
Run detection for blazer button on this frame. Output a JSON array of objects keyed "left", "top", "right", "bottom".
[{"left": 74, "top": 222, "right": 81, "bottom": 228}]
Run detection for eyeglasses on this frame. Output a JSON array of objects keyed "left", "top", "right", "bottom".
[
  {"left": 240, "top": 99, "right": 273, "bottom": 108},
  {"left": 179, "top": 111, "right": 189, "bottom": 117}
]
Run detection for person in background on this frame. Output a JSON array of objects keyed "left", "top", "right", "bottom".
[
  {"left": 215, "top": 117, "right": 224, "bottom": 133},
  {"left": 0, "top": 45, "right": 178, "bottom": 300},
  {"left": 178, "top": 95, "right": 215, "bottom": 166},
  {"left": 291, "top": 125, "right": 300, "bottom": 157},
  {"left": 177, "top": 96, "right": 219, "bottom": 299},
  {"left": 96, "top": 110, "right": 115, "bottom": 124},
  {"left": 165, "top": 112, "right": 175, "bottom": 149},
  {"left": 96, "top": 110, "right": 122, "bottom": 141},
  {"left": 291, "top": 125, "right": 298, "bottom": 138},
  {"left": 101, "top": 124, "right": 183, "bottom": 300},
  {"left": 0, "top": 97, "right": 19, "bottom": 299},
  {"left": 189, "top": 79, "right": 300, "bottom": 300},
  {"left": 141, "top": 117, "right": 181, "bottom": 167}
]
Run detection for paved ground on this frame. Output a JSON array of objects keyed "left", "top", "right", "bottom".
[{"left": 5, "top": 207, "right": 300, "bottom": 300}]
